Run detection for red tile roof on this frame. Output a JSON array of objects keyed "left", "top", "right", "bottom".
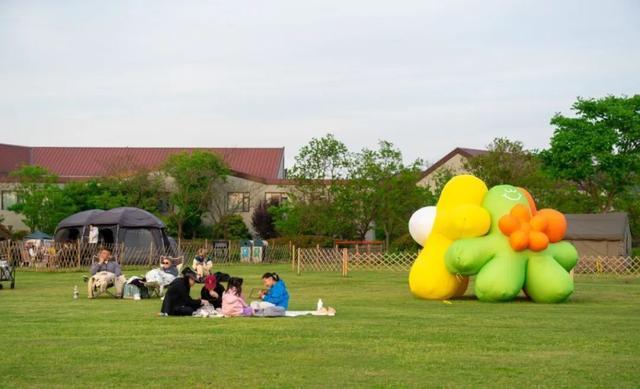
[{"left": 0, "top": 144, "right": 285, "bottom": 181}]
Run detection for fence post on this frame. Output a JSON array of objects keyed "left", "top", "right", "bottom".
[
  {"left": 342, "top": 248, "right": 348, "bottom": 277},
  {"left": 296, "top": 247, "right": 301, "bottom": 276},
  {"left": 291, "top": 244, "right": 296, "bottom": 272},
  {"left": 120, "top": 243, "right": 125, "bottom": 266},
  {"left": 76, "top": 240, "right": 81, "bottom": 269},
  {"left": 148, "top": 241, "right": 154, "bottom": 268}
]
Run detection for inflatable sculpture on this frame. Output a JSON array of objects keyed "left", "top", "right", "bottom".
[
  {"left": 409, "top": 175, "right": 578, "bottom": 303},
  {"left": 408, "top": 175, "right": 490, "bottom": 300}
]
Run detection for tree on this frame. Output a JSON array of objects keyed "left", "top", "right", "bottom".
[
  {"left": 162, "top": 151, "right": 230, "bottom": 239},
  {"left": 332, "top": 141, "right": 430, "bottom": 244},
  {"left": 280, "top": 135, "right": 432, "bottom": 244},
  {"left": 540, "top": 95, "right": 640, "bottom": 212},
  {"left": 462, "top": 137, "right": 598, "bottom": 213},
  {"left": 251, "top": 200, "right": 279, "bottom": 239},
  {"left": 465, "top": 138, "right": 543, "bottom": 188},
  {"left": 212, "top": 214, "right": 251, "bottom": 240},
  {"left": 9, "top": 166, "right": 78, "bottom": 233},
  {"left": 283, "top": 133, "right": 356, "bottom": 238}
]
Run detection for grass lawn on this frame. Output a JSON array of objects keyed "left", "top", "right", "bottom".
[{"left": 1, "top": 265, "right": 639, "bottom": 388}]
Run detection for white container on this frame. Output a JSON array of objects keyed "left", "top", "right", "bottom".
[
  {"left": 316, "top": 298, "right": 323, "bottom": 311},
  {"left": 73, "top": 286, "right": 79, "bottom": 300}
]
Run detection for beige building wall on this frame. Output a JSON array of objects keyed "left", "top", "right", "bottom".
[
  {"left": 205, "top": 175, "right": 293, "bottom": 235},
  {"left": 417, "top": 152, "right": 471, "bottom": 189},
  {"left": 0, "top": 176, "right": 294, "bottom": 237},
  {"left": 0, "top": 182, "right": 27, "bottom": 232}
]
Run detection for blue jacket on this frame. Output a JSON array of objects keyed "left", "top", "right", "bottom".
[{"left": 263, "top": 280, "right": 289, "bottom": 309}]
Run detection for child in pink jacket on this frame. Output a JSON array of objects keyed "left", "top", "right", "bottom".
[{"left": 221, "top": 277, "right": 253, "bottom": 317}]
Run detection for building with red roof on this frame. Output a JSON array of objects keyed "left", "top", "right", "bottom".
[{"left": 0, "top": 143, "right": 292, "bottom": 233}]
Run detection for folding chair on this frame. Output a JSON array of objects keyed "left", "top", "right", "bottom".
[
  {"left": 83, "top": 255, "right": 123, "bottom": 298},
  {"left": 145, "top": 255, "right": 183, "bottom": 298},
  {"left": 0, "top": 258, "right": 16, "bottom": 290}
]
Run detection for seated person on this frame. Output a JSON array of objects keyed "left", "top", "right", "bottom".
[
  {"left": 160, "top": 268, "right": 202, "bottom": 316},
  {"left": 159, "top": 257, "right": 179, "bottom": 277},
  {"left": 87, "top": 247, "right": 126, "bottom": 298},
  {"left": 145, "top": 257, "right": 179, "bottom": 294},
  {"left": 250, "top": 272, "right": 289, "bottom": 310},
  {"left": 192, "top": 248, "right": 212, "bottom": 278},
  {"left": 221, "top": 277, "right": 252, "bottom": 317},
  {"left": 200, "top": 274, "right": 225, "bottom": 309}
]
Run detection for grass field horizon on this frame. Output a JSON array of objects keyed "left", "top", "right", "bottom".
[{"left": 1, "top": 265, "right": 639, "bottom": 388}]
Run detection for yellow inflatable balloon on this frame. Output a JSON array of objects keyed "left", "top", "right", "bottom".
[{"left": 409, "top": 175, "right": 491, "bottom": 300}]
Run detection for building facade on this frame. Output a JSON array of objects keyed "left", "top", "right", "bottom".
[{"left": 0, "top": 143, "right": 293, "bottom": 235}]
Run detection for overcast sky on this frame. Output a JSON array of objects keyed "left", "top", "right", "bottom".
[{"left": 0, "top": 1, "right": 638, "bottom": 167}]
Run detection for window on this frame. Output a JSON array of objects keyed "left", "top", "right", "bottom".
[
  {"left": 1, "top": 191, "right": 17, "bottom": 210},
  {"left": 265, "top": 192, "right": 288, "bottom": 206},
  {"left": 227, "top": 192, "right": 250, "bottom": 212}
]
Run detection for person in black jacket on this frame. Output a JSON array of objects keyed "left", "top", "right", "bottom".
[
  {"left": 160, "top": 268, "right": 202, "bottom": 316},
  {"left": 200, "top": 274, "right": 225, "bottom": 309}
]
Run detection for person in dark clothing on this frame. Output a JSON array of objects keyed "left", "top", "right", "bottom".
[
  {"left": 200, "top": 274, "right": 225, "bottom": 309},
  {"left": 160, "top": 268, "right": 202, "bottom": 316}
]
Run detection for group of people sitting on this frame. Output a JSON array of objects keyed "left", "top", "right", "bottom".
[
  {"left": 87, "top": 247, "right": 179, "bottom": 298},
  {"left": 86, "top": 246, "right": 291, "bottom": 318},
  {"left": 160, "top": 268, "right": 289, "bottom": 317}
]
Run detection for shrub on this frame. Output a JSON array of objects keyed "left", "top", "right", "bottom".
[
  {"left": 212, "top": 214, "right": 251, "bottom": 240},
  {"left": 252, "top": 200, "right": 278, "bottom": 239},
  {"left": 389, "top": 233, "right": 420, "bottom": 252}
]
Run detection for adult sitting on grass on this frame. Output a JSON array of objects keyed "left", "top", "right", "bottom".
[
  {"left": 251, "top": 272, "right": 289, "bottom": 310},
  {"left": 192, "top": 248, "right": 212, "bottom": 278},
  {"left": 87, "top": 247, "right": 126, "bottom": 298},
  {"left": 160, "top": 268, "right": 203, "bottom": 316},
  {"left": 200, "top": 274, "right": 225, "bottom": 309}
]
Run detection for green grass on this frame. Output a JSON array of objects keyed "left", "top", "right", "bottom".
[{"left": 1, "top": 266, "right": 639, "bottom": 388}]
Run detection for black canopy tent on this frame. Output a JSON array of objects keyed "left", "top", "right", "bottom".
[
  {"left": 55, "top": 209, "right": 105, "bottom": 242},
  {"left": 54, "top": 208, "right": 172, "bottom": 262}
]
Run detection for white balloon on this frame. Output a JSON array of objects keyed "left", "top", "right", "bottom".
[{"left": 409, "top": 206, "right": 437, "bottom": 246}]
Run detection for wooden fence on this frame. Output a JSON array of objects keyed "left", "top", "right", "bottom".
[
  {"left": 0, "top": 240, "right": 293, "bottom": 271},
  {"left": 1, "top": 238, "right": 638, "bottom": 277},
  {"left": 295, "top": 247, "right": 640, "bottom": 277}
]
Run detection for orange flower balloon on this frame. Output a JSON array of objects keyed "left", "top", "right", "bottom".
[{"left": 498, "top": 203, "right": 567, "bottom": 252}]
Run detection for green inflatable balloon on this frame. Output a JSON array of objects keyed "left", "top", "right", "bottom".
[{"left": 444, "top": 185, "right": 578, "bottom": 303}]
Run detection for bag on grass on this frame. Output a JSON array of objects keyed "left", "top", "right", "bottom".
[
  {"left": 253, "top": 306, "right": 286, "bottom": 317},
  {"left": 122, "top": 283, "right": 150, "bottom": 299}
]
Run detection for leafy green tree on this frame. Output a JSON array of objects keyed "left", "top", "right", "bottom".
[
  {"left": 465, "top": 138, "right": 543, "bottom": 188},
  {"left": 284, "top": 133, "right": 356, "bottom": 238},
  {"left": 335, "top": 141, "right": 430, "bottom": 244},
  {"left": 9, "top": 166, "right": 78, "bottom": 233},
  {"left": 162, "top": 151, "right": 230, "bottom": 239},
  {"left": 212, "top": 214, "right": 251, "bottom": 240},
  {"left": 540, "top": 95, "right": 640, "bottom": 212}
]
